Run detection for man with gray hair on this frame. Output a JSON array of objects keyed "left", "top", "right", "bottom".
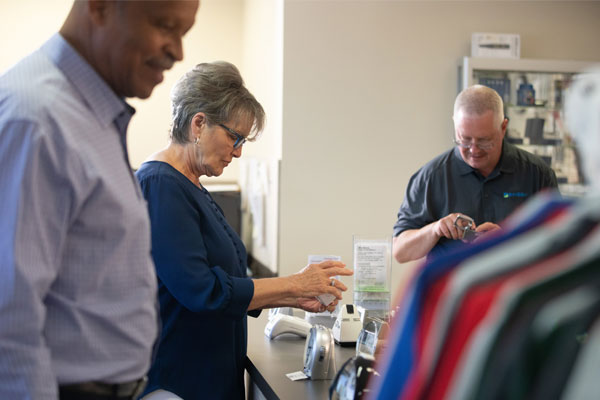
[
  {"left": 0, "top": 1, "right": 199, "bottom": 399},
  {"left": 392, "top": 85, "right": 557, "bottom": 263}
]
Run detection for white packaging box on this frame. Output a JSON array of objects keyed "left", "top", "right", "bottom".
[{"left": 471, "top": 32, "right": 520, "bottom": 59}]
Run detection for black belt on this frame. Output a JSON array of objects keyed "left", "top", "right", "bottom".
[{"left": 59, "top": 376, "right": 147, "bottom": 400}]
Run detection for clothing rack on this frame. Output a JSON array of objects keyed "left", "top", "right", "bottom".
[{"left": 372, "top": 190, "right": 600, "bottom": 400}]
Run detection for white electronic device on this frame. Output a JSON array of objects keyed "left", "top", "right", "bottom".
[
  {"left": 356, "top": 305, "right": 369, "bottom": 325},
  {"left": 332, "top": 304, "right": 363, "bottom": 347},
  {"left": 268, "top": 306, "right": 305, "bottom": 321},
  {"left": 303, "top": 325, "right": 337, "bottom": 380},
  {"left": 471, "top": 32, "right": 520, "bottom": 59},
  {"left": 305, "top": 303, "right": 339, "bottom": 329},
  {"left": 264, "top": 314, "right": 312, "bottom": 340}
]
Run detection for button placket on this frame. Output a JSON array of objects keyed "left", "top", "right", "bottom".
[{"left": 203, "top": 190, "right": 246, "bottom": 271}]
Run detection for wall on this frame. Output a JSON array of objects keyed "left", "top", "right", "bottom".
[
  {"left": 279, "top": 0, "right": 600, "bottom": 304},
  {"left": 129, "top": 0, "right": 244, "bottom": 181},
  {"left": 237, "top": 0, "right": 284, "bottom": 271},
  {"left": 0, "top": 1, "right": 72, "bottom": 70},
  {"left": 0, "top": 0, "right": 245, "bottom": 179},
  {"left": 3, "top": 0, "right": 600, "bottom": 304},
  {"left": 240, "top": 0, "right": 283, "bottom": 161}
]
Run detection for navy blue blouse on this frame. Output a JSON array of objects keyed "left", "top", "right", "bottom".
[{"left": 136, "top": 161, "right": 258, "bottom": 400}]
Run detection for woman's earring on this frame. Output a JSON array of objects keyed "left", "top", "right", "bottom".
[{"left": 194, "top": 137, "right": 200, "bottom": 145}]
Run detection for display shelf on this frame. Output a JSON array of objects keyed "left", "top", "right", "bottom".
[{"left": 460, "top": 57, "right": 596, "bottom": 195}]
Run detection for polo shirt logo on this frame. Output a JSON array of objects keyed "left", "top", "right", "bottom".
[{"left": 503, "top": 192, "right": 528, "bottom": 198}]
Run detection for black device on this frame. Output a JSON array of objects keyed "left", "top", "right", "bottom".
[{"left": 329, "top": 355, "right": 379, "bottom": 400}]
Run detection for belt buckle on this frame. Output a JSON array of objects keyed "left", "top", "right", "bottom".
[{"left": 130, "top": 376, "right": 148, "bottom": 400}]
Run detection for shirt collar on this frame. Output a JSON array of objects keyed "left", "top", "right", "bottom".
[
  {"left": 454, "top": 146, "right": 475, "bottom": 176},
  {"left": 495, "top": 140, "right": 517, "bottom": 174},
  {"left": 40, "top": 33, "right": 135, "bottom": 131},
  {"left": 453, "top": 139, "right": 514, "bottom": 177}
]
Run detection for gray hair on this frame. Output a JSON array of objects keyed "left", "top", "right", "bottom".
[
  {"left": 170, "top": 61, "right": 265, "bottom": 144},
  {"left": 453, "top": 84, "right": 504, "bottom": 126}
]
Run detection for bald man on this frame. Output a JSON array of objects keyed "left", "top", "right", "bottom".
[
  {"left": 393, "top": 85, "right": 558, "bottom": 263},
  {"left": 0, "top": 2, "right": 199, "bottom": 399}
]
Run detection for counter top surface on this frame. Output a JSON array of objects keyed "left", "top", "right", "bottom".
[{"left": 246, "top": 312, "right": 356, "bottom": 400}]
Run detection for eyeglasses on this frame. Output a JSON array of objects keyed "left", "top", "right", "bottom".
[
  {"left": 453, "top": 138, "right": 495, "bottom": 151},
  {"left": 218, "top": 123, "right": 246, "bottom": 149},
  {"left": 453, "top": 117, "right": 508, "bottom": 151}
]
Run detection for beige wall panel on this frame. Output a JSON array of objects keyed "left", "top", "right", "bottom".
[{"left": 279, "top": 1, "right": 600, "bottom": 302}]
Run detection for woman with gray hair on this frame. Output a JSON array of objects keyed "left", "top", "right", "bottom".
[{"left": 135, "top": 62, "right": 352, "bottom": 399}]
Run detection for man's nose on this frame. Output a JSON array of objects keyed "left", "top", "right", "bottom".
[{"left": 165, "top": 36, "right": 184, "bottom": 62}]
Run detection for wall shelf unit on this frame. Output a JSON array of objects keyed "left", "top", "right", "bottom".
[{"left": 460, "top": 56, "right": 596, "bottom": 196}]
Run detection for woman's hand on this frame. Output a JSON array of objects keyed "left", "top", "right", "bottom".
[
  {"left": 248, "top": 261, "right": 352, "bottom": 311},
  {"left": 289, "top": 260, "right": 353, "bottom": 299},
  {"left": 297, "top": 297, "right": 339, "bottom": 313}
]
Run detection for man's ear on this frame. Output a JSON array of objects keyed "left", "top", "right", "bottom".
[
  {"left": 500, "top": 117, "right": 509, "bottom": 137},
  {"left": 88, "top": 0, "right": 116, "bottom": 25}
]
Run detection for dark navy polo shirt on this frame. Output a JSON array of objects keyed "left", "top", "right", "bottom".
[{"left": 393, "top": 140, "right": 558, "bottom": 258}]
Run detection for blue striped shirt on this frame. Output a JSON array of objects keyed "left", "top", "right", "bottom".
[{"left": 0, "top": 33, "right": 158, "bottom": 399}]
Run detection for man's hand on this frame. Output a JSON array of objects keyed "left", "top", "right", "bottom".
[
  {"left": 393, "top": 212, "right": 483, "bottom": 263},
  {"left": 473, "top": 222, "right": 501, "bottom": 242},
  {"left": 432, "top": 212, "right": 477, "bottom": 241}
]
